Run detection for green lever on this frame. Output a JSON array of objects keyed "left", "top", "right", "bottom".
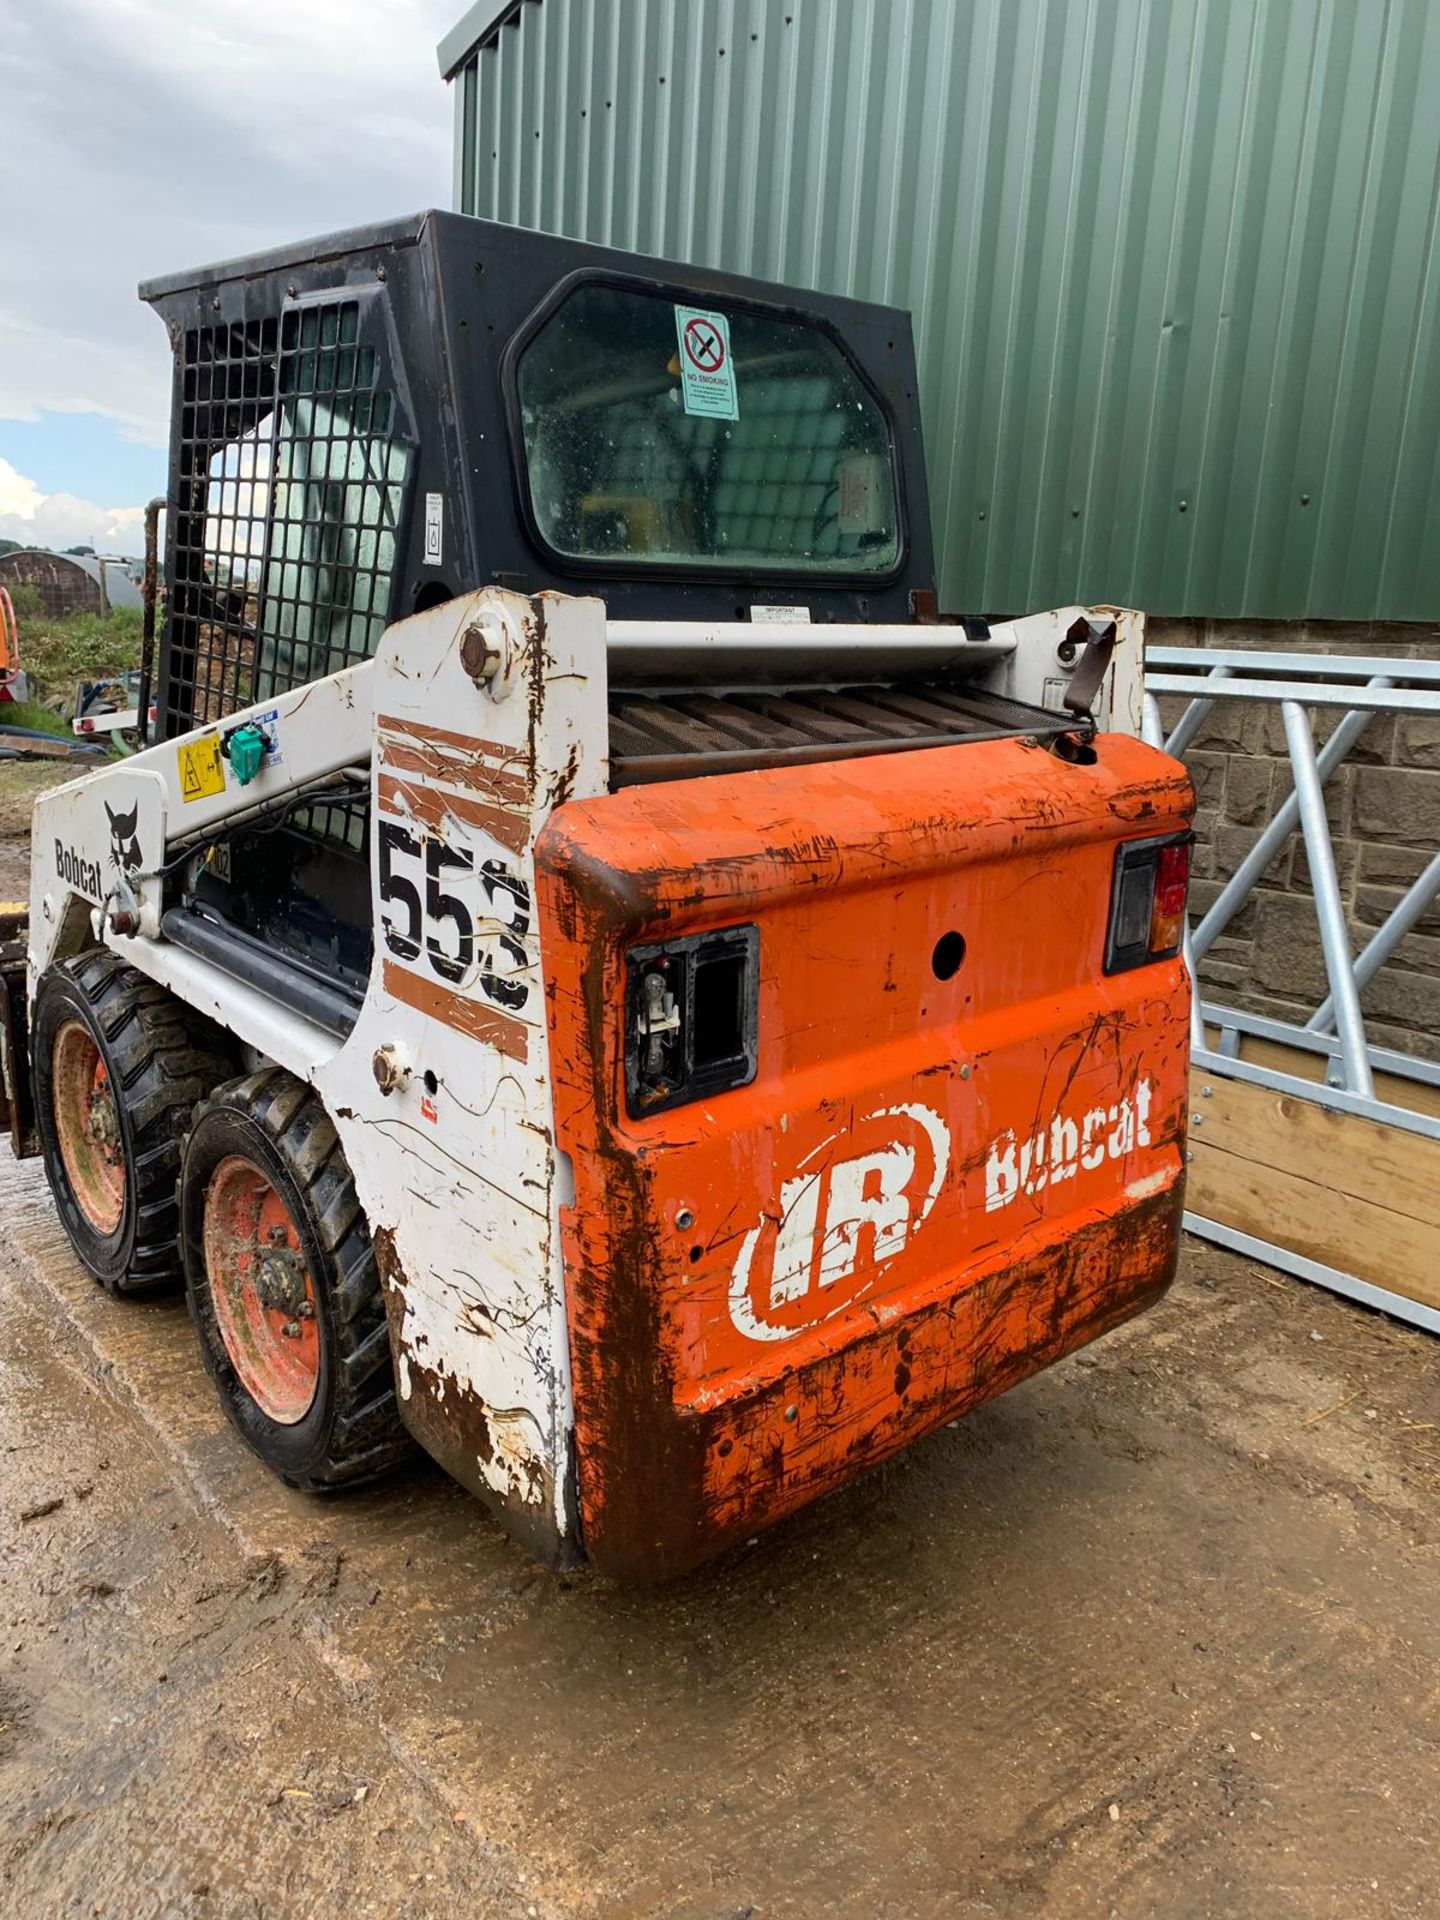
[{"left": 227, "top": 723, "right": 267, "bottom": 786}]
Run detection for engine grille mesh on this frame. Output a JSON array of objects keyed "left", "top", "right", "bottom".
[{"left": 608, "top": 682, "right": 1071, "bottom": 786}]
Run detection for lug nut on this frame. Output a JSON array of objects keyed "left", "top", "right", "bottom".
[{"left": 282, "top": 1321, "right": 301, "bottom": 1340}]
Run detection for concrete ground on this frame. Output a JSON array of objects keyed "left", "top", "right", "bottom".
[{"left": 1, "top": 772, "right": 1438, "bottom": 1918}]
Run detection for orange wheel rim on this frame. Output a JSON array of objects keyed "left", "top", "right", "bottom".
[
  {"left": 52, "top": 1020, "right": 126, "bottom": 1235},
  {"left": 203, "top": 1154, "right": 320, "bottom": 1425}
]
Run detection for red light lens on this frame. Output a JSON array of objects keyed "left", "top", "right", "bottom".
[
  {"left": 1149, "top": 840, "right": 1191, "bottom": 953},
  {"left": 1107, "top": 834, "right": 1194, "bottom": 972}
]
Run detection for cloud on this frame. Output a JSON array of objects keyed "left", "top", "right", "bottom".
[
  {"left": 0, "top": 312, "right": 171, "bottom": 449},
  {"left": 0, "top": 457, "right": 147, "bottom": 556},
  {"left": 0, "top": 460, "right": 46, "bottom": 521},
  {"left": 0, "top": 0, "right": 455, "bottom": 453}
]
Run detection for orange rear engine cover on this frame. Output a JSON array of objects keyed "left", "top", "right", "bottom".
[{"left": 537, "top": 731, "right": 1194, "bottom": 1579}]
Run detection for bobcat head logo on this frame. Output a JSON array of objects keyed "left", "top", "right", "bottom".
[{"left": 105, "top": 802, "right": 141, "bottom": 875}]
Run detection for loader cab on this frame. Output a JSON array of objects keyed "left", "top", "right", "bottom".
[
  {"left": 136, "top": 211, "right": 939, "bottom": 1022},
  {"left": 139, "top": 210, "right": 935, "bottom": 745}
]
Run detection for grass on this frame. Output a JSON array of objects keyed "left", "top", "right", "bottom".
[
  {"left": 16, "top": 607, "right": 143, "bottom": 696},
  {"left": 0, "top": 701, "right": 73, "bottom": 738}
]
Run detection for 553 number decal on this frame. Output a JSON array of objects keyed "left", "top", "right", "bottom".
[{"left": 377, "top": 818, "right": 530, "bottom": 1011}]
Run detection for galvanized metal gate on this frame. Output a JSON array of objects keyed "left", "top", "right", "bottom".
[{"left": 1144, "top": 649, "right": 1440, "bottom": 1333}]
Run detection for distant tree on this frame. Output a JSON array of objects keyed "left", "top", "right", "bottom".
[
  {"left": 0, "top": 538, "right": 23, "bottom": 557},
  {"left": 64, "top": 544, "right": 96, "bottom": 557}
]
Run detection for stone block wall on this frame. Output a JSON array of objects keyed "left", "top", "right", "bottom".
[{"left": 1149, "top": 620, "right": 1440, "bottom": 1064}]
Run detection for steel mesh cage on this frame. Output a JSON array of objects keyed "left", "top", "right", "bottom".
[{"left": 163, "top": 297, "right": 412, "bottom": 741}]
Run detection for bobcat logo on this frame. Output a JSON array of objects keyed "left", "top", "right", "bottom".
[{"left": 105, "top": 801, "right": 141, "bottom": 875}]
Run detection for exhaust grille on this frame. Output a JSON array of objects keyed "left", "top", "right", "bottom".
[{"left": 608, "top": 682, "right": 1072, "bottom": 786}]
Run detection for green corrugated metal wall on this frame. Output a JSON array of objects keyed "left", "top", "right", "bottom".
[{"left": 446, "top": 0, "right": 1440, "bottom": 620}]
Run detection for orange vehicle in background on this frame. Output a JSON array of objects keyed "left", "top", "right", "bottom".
[{"left": 0, "top": 587, "right": 21, "bottom": 701}]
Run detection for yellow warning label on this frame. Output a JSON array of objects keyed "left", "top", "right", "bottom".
[{"left": 178, "top": 735, "right": 226, "bottom": 803}]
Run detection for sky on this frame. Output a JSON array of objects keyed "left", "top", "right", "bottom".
[{"left": 0, "top": 0, "right": 458, "bottom": 556}]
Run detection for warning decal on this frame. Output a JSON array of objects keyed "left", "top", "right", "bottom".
[
  {"left": 178, "top": 734, "right": 226, "bottom": 803},
  {"left": 675, "top": 305, "right": 739, "bottom": 421}
]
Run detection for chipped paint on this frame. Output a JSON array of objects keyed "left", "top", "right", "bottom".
[
  {"left": 312, "top": 591, "right": 610, "bottom": 1564},
  {"left": 537, "top": 723, "right": 1194, "bottom": 1579}
]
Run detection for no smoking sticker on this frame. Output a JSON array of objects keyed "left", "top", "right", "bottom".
[{"left": 675, "top": 305, "right": 738, "bottom": 420}]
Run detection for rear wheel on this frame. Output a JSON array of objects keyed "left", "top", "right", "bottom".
[
  {"left": 34, "top": 954, "right": 234, "bottom": 1294},
  {"left": 180, "top": 1068, "right": 413, "bottom": 1491}
]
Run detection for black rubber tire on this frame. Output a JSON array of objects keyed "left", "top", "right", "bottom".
[
  {"left": 179, "top": 1067, "right": 414, "bottom": 1492},
  {"left": 33, "top": 952, "right": 235, "bottom": 1296}
]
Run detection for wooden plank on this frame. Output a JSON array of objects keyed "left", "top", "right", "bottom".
[
  {"left": 1186, "top": 1073, "right": 1440, "bottom": 1313},
  {"left": 1190, "top": 1068, "right": 1440, "bottom": 1231},
  {"left": 1201, "top": 1025, "right": 1440, "bottom": 1124}
]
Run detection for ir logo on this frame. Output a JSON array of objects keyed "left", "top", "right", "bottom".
[{"left": 728, "top": 1104, "right": 951, "bottom": 1343}]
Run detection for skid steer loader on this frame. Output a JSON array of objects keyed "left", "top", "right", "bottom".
[{"left": 4, "top": 212, "right": 1193, "bottom": 1579}]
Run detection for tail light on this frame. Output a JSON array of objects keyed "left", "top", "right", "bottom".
[
  {"left": 1105, "top": 833, "right": 1193, "bottom": 974},
  {"left": 626, "top": 925, "right": 760, "bottom": 1115}
]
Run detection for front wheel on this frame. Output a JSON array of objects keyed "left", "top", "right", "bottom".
[
  {"left": 34, "top": 954, "right": 234, "bottom": 1294},
  {"left": 179, "top": 1068, "right": 414, "bottom": 1491}
]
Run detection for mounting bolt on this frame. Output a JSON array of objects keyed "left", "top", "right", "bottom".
[
  {"left": 282, "top": 1321, "right": 302, "bottom": 1340},
  {"left": 675, "top": 1208, "right": 695, "bottom": 1231},
  {"left": 371, "top": 1045, "right": 410, "bottom": 1096},
  {"left": 784, "top": 1405, "right": 798, "bottom": 1423},
  {"left": 959, "top": 1063, "right": 972, "bottom": 1081},
  {"left": 267, "top": 1223, "right": 287, "bottom": 1244},
  {"left": 459, "top": 622, "right": 500, "bottom": 685}
]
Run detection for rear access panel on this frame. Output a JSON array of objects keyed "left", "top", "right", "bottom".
[{"left": 537, "top": 732, "right": 1194, "bottom": 1580}]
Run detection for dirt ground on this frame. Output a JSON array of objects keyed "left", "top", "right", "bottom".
[
  {"left": 0, "top": 760, "right": 74, "bottom": 900},
  {"left": 1, "top": 775, "right": 1438, "bottom": 1919}
]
